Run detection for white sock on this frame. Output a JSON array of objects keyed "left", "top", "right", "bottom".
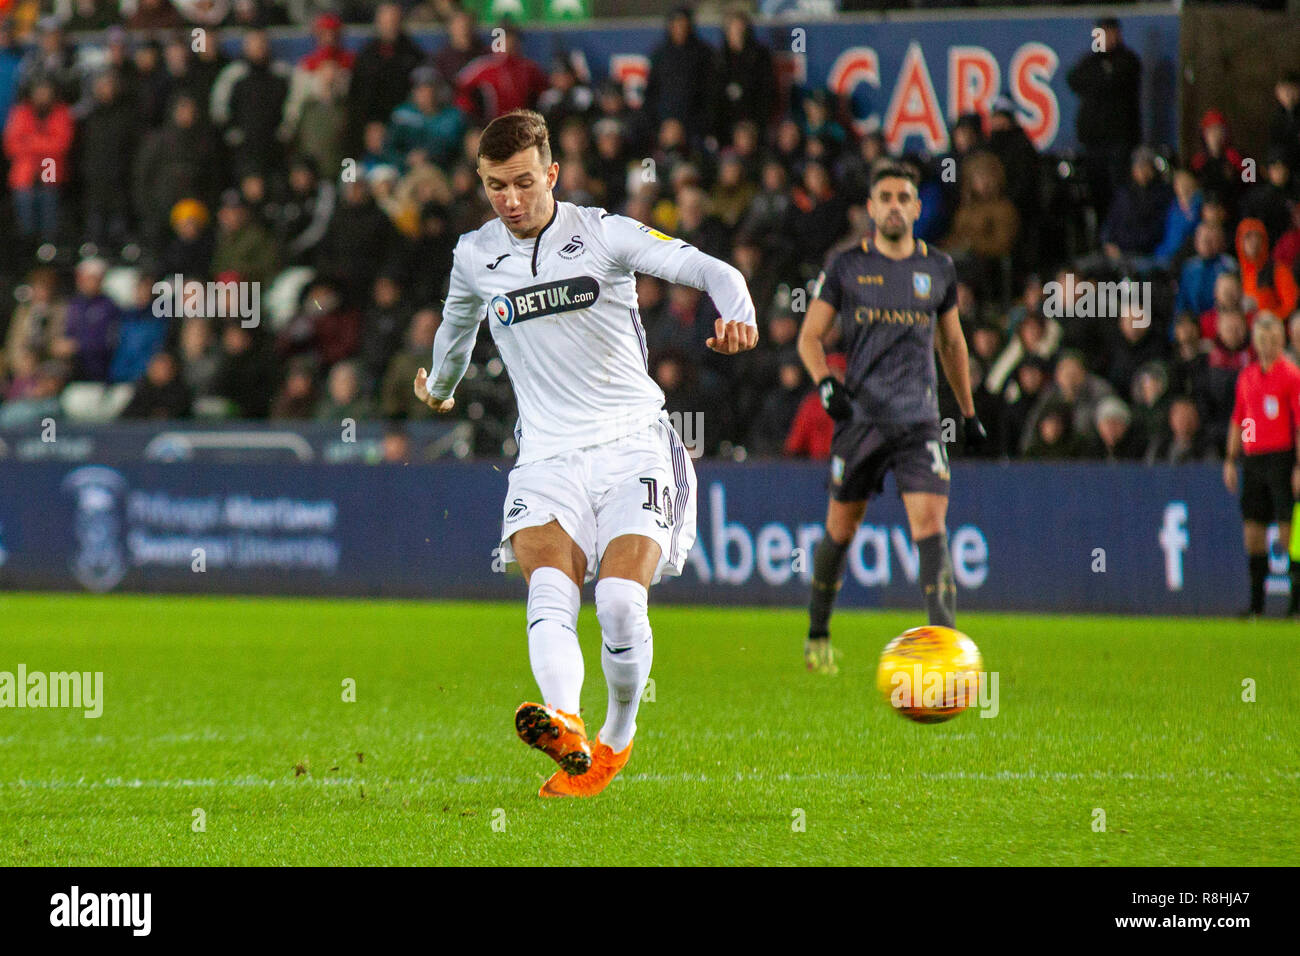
[
  {"left": 595, "top": 577, "right": 652, "bottom": 753},
  {"left": 526, "top": 567, "right": 583, "bottom": 715}
]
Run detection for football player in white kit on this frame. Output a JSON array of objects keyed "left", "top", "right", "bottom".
[{"left": 414, "top": 110, "right": 757, "bottom": 797}]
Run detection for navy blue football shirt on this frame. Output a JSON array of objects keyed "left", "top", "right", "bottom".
[{"left": 812, "top": 236, "right": 957, "bottom": 425}]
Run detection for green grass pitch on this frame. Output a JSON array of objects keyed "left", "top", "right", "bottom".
[{"left": 1, "top": 593, "right": 1296, "bottom": 866}]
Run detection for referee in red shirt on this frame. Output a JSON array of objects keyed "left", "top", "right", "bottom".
[{"left": 1224, "top": 314, "right": 1300, "bottom": 617}]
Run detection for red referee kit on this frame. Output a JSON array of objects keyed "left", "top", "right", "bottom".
[{"left": 1232, "top": 355, "right": 1300, "bottom": 454}]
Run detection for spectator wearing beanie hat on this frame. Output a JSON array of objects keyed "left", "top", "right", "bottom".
[
  {"left": 1190, "top": 109, "right": 1246, "bottom": 210},
  {"left": 162, "top": 199, "right": 215, "bottom": 278}
]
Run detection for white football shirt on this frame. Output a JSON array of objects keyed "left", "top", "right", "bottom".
[{"left": 428, "top": 200, "right": 757, "bottom": 464}]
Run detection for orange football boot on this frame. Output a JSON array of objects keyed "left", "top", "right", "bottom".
[
  {"left": 514, "top": 702, "right": 591, "bottom": 775},
  {"left": 538, "top": 737, "right": 633, "bottom": 798}
]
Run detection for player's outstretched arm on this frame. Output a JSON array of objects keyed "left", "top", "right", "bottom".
[
  {"left": 706, "top": 318, "right": 758, "bottom": 354},
  {"left": 413, "top": 367, "right": 456, "bottom": 413},
  {"left": 602, "top": 213, "right": 757, "bottom": 353},
  {"left": 416, "top": 237, "right": 485, "bottom": 412}
]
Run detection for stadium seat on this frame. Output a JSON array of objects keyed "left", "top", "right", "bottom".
[
  {"left": 193, "top": 396, "right": 238, "bottom": 419},
  {"left": 103, "top": 267, "right": 141, "bottom": 309},
  {"left": 60, "top": 382, "right": 136, "bottom": 422},
  {"left": 265, "top": 267, "right": 317, "bottom": 332}
]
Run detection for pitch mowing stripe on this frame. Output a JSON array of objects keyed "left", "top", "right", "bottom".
[{"left": 6, "top": 769, "right": 1297, "bottom": 790}]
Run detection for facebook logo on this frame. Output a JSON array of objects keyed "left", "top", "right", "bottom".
[{"left": 1158, "top": 502, "right": 1189, "bottom": 591}]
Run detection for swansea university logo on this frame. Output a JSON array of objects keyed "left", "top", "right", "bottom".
[
  {"left": 61, "top": 466, "right": 128, "bottom": 592},
  {"left": 490, "top": 277, "right": 600, "bottom": 327}
]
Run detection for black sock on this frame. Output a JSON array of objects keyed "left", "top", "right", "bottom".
[
  {"left": 1289, "top": 561, "right": 1300, "bottom": 613},
  {"left": 917, "top": 531, "right": 956, "bottom": 628},
  {"left": 808, "top": 535, "right": 850, "bottom": 639},
  {"left": 1249, "top": 554, "right": 1268, "bottom": 614}
]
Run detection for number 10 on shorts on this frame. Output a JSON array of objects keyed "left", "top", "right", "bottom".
[
  {"left": 640, "top": 477, "right": 674, "bottom": 529},
  {"left": 926, "top": 440, "right": 950, "bottom": 481}
]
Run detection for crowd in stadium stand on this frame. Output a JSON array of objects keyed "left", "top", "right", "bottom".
[{"left": 2, "top": 3, "right": 1300, "bottom": 464}]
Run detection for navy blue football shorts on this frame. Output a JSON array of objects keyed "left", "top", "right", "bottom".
[{"left": 827, "top": 419, "right": 951, "bottom": 503}]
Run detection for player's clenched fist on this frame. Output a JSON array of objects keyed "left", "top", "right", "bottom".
[
  {"left": 706, "top": 319, "right": 758, "bottom": 354},
  {"left": 414, "top": 368, "right": 456, "bottom": 413},
  {"left": 818, "top": 376, "right": 853, "bottom": 421}
]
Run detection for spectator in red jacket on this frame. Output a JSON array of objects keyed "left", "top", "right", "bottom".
[
  {"left": 454, "top": 23, "right": 549, "bottom": 122},
  {"left": 1271, "top": 201, "right": 1300, "bottom": 277},
  {"left": 1198, "top": 271, "right": 1252, "bottom": 342},
  {"left": 785, "top": 353, "right": 846, "bottom": 460},
  {"left": 1208, "top": 307, "right": 1255, "bottom": 372},
  {"left": 3, "top": 79, "right": 74, "bottom": 244},
  {"left": 276, "top": 280, "right": 361, "bottom": 371},
  {"left": 284, "top": 12, "right": 355, "bottom": 138},
  {"left": 301, "top": 13, "right": 355, "bottom": 73}
]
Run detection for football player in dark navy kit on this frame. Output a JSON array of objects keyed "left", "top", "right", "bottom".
[{"left": 796, "top": 161, "right": 986, "bottom": 674}]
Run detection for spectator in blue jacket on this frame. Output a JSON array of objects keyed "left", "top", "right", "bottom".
[
  {"left": 905, "top": 154, "right": 950, "bottom": 245},
  {"left": 1173, "top": 223, "right": 1235, "bottom": 325},
  {"left": 386, "top": 66, "right": 466, "bottom": 169},
  {"left": 1154, "top": 168, "right": 1202, "bottom": 268},
  {"left": 110, "top": 274, "right": 169, "bottom": 384},
  {"left": 0, "top": 21, "right": 22, "bottom": 130}
]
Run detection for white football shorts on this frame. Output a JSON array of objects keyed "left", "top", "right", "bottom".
[{"left": 498, "top": 411, "right": 698, "bottom": 584}]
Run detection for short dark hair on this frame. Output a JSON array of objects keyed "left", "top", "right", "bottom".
[
  {"left": 870, "top": 160, "right": 919, "bottom": 191},
  {"left": 478, "top": 109, "right": 552, "bottom": 167}
]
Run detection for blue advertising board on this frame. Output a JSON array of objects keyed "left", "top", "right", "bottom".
[
  {"left": 0, "top": 420, "right": 464, "bottom": 465},
  {"left": 0, "top": 459, "right": 1271, "bottom": 616},
  {"left": 256, "top": 9, "right": 1180, "bottom": 154}
]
